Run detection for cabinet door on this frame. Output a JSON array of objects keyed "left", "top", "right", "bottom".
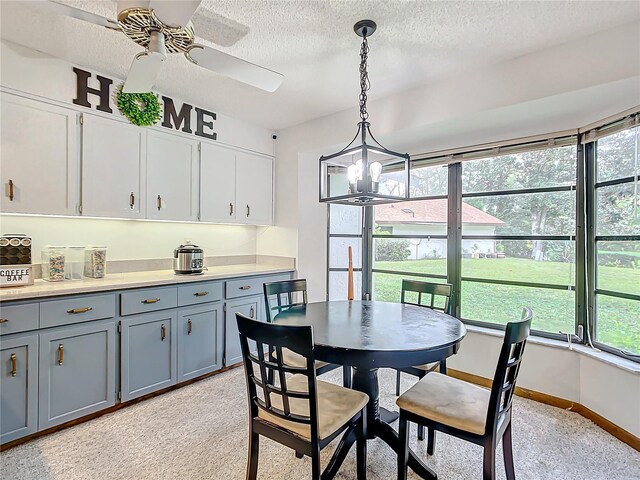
[
  {"left": 225, "top": 296, "right": 262, "bottom": 366},
  {"left": 82, "top": 114, "right": 146, "bottom": 218},
  {"left": 0, "top": 93, "right": 79, "bottom": 215},
  {"left": 200, "top": 142, "right": 236, "bottom": 223},
  {"left": 1, "top": 334, "right": 38, "bottom": 444},
  {"left": 178, "top": 303, "right": 223, "bottom": 382},
  {"left": 236, "top": 153, "right": 273, "bottom": 225},
  {"left": 38, "top": 320, "right": 116, "bottom": 430},
  {"left": 120, "top": 310, "right": 177, "bottom": 401},
  {"left": 146, "top": 131, "right": 199, "bottom": 221}
]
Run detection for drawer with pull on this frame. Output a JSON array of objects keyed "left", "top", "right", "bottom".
[
  {"left": 120, "top": 287, "right": 178, "bottom": 316},
  {"left": 40, "top": 294, "right": 116, "bottom": 328},
  {"left": 225, "top": 274, "right": 291, "bottom": 300},
  {"left": 177, "top": 282, "right": 222, "bottom": 307},
  {"left": 0, "top": 302, "right": 39, "bottom": 335}
]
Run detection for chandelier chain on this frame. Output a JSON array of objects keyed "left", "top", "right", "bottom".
[{"left": 359, "top": 36, "right": 370, "bottom": 122}]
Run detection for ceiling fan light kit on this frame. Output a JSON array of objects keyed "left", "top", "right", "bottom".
[
  {"left": 319, "top": 20, "right": 410, "bottom": 206},
  {"left": 29, "top": 0, "right": 284, "bottom": 94}
]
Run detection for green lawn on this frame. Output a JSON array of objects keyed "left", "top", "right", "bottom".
[{"left": 372, "top": 257, "right": 639, "bottom": 353}]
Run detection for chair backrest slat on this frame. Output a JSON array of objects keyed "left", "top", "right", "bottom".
[
  {"left": 264, "top": 279, "right": 308, "bottom": 322},
  {"left": 485, "top": 307, "right": 532, "bottom": 434},
  {"left": 236, "top": 313, "right": 320, "bottom": 434},
  {"left": 401, "top": 279, "right": 453, "bottom": 314}
]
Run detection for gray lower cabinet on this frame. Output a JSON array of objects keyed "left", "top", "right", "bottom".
[
  {"left": 120, "top": 310, "right": 177, "bottom": 401},
  {"left": 177, "top": 303, "right": 223, "bottom": 382},
  {"left": 1, "top": 333, "right": 38, "bottom": 443},
  {"left": 38, "top": 320, "right": 116, "bottom": 430},
  {"left": 224, "top": 296, "right": 263, "bottom": 366}
]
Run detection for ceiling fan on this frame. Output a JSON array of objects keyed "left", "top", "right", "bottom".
[{"left": 25, "top": 0, "right": 284, "bottom": 93}]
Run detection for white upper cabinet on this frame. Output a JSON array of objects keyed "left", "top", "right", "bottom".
[
  {"left": 0, "top": 93, "right": 79, "bottom": 215},
  {"left": 146, "top": 131, "right": 199, "bottom": 222},
  {"left": 236, "top": 152, "right": 273, "bottom": 225},
  {"left": 81, "top": 115, "right": 146, "bottom": 219},
  {"left": 200, "top": 143, "right": 236, "bottom": 223}
]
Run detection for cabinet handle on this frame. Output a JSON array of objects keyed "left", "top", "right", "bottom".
[
  {"left": 194, "top": 291, "right": 209, "bottom": 297},
  {"left": 67, "top": 307, "right": 93, "bottom": 314},
  {"left": 239, "top": 285, "right": 251, "bottom": 291},
  {"left": 0, "top": 318, "right": 8, "bottom": 324},
  {"left": 157, "top": 195, "right": 162, "bottom": 211},
  {"left": 58, "top": 344, "right": 64, "bottom": 365},
  {"left": 187, "top": 320, "right": 192, "bottom": 335},
  {"left": 246, "top": 204, "right": 250, "bottom": 217},
  {"left": 130, "top": 192, "right": 135, "bottom": 209},
  {"left": 142, "top": 298, "right": 161, "bottom": 304},
  {"left": 250, "top": 306, "right": 255, "bottom": 319},
  {"left": 8, "top": 179, "right": 14, "bottom": 201},
  {"left": 10, "top": 353, "right": 17, "bottom": 376},
  {"left": 229, "top": 202, "right": 234, "bottom": 216},
  {"left": 161, "top": 324, "right": 166, "bottom": 341}
]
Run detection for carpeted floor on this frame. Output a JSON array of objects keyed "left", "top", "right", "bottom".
[{"left": 1, "top": 367, "right": 639, "bottom": 480}]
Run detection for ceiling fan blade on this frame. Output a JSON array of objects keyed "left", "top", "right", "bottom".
[
  {"left": 149, "top": 0, "right": 201, "bottom": 29},
  {"left": 21, "top": 0, "right": 118, "bottom": 29},
  {"left": 122, "top": 51, "right": 165, "bottom": 93},
  {"left": 186, "top": 45, "right": 284, "bottom": 93},
  {"left": 191, "top": 13, "right": 249, "bottom": 47}
]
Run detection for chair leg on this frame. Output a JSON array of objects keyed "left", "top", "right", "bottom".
[
  {"left": 343, "top": 365, "right": 352, "bottom": 388},
  {"left": 397, "top": 412, "right": 410, "bottom": 480},
  {"left": 295, "top": 451, "right": 304, "bottom": 459},
  {"left": 246, "top": 431, "right": 259, "bottom": 480},
  {"left": 503, "top": 422, "right": 516, "bottom": 480},
  {"left": 357, "top": 414, "right": 367, "bottom": 479},
  {"left": 417, "top": 424, "right": 425, "bottom": 441},
  {"left": 482, "top": 441, "right": 496, "bottom": 480},
  {"left": 395, "top": 370, "right": 401, "bottom": 396},
  {"left": 426, "top": 428, "right": 436, "bottom": 455},
  {"left": 311, "top": 447, "right": 322, "bottom": 480}
]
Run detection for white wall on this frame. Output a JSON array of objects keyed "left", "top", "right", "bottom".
[{"left": 260, "top": 22, "right": 640, "bottom": 436}]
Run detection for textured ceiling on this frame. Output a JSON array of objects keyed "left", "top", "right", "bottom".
[{"left": 1, "top": 1, "right": 639, "bottom": 130}]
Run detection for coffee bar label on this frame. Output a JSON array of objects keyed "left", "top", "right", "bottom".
[
  {"left": 72, "top": 67, "right": 217, "bottom": 140},
  {"left": 0, "top": 265, "right": 34, "bottom": 288}
]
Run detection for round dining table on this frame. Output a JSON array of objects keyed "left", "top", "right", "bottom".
[{"left": 274, "top": 300, "right": 467, "bottom": 480}]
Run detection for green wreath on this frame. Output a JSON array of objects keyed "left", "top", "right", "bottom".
[{"left": 115, "top": 84, "right": 162, "bottom": 126}]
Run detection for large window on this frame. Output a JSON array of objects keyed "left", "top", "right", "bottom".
[
  {"left": 592, "top": 125, "right": 639, "bottom": 356},
  {"left": 326, "top": 111, "right": 639, "bottom": 361},
  {"left": 460, "top": 144, "right": 577, "bottom": 335}
]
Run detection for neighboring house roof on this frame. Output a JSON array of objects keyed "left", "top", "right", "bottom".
[{"left": 375, "top": 199, "right": 505, "bottom": 225}]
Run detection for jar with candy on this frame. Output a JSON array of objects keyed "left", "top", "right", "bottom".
[
  {"left": 84, "top": 246, "right": 107, "bottom": 278},
  {"left": 41, "top": 246, "right": 65, "bottom": 282}
]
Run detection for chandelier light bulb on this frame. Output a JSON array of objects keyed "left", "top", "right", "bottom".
[
  {"left": 347, "top": 164, "right": 358, "bottom": 184},
  {"left": 355, "top": 159, "right": 364, "bottom": 180},
  {"left": 369, "top": 161, "right": 382, "bottom": 183}
]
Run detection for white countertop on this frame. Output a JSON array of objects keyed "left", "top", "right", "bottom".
[{"left": 0, "top": 264, "right": 294, "bottom": 302}]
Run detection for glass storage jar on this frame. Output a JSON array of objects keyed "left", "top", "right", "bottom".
[
  {"left": 65, "top": 246, "right": 85, "bottom": 280},
  {"left": 84, "top": 246, "right": 107, "bottom": 278},
  {"left": 41, "top": 246, "right": 65, "bottom": 282}
]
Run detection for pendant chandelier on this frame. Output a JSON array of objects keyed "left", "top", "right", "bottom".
[{"left": 319, "top": 20, "right": 410, "bottom": 205}]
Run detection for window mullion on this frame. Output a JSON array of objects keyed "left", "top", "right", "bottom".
[{"left": 447, "top": 162, "right": 462, "bottom": 318}]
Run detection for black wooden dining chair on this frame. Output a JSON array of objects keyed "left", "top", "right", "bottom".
[
  {"left": 264, "top": 279, "right": 351, "bottom": 388},
  {"left": 236, "top": 313, "right": 368, "bottom": 480},
  {"left": 396, "top": 307, "right": 533, "bottom": 480},
  {"left": 396, "top": 279, "right": 453, "bottom": 443}
]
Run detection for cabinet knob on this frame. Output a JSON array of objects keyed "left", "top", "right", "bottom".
[
  {"left": 161, "top": 324, "right": 166, "bottom": 341},
  {"left": 58, "top": 344, "right": 64, "bottom": 365},
  {"left": 194, "top": 291, "right": 209, "bottom": 297},
  {"left": 157, "top": 195, "right": 162, "bottom": 211},
  {"left": 0, "top": 318, "right": 8, "bottom": 324},
  {"left": 10, "top": 353, "right": 17, "bottom": 376},
  {"left": 246, "top": 204, "right": 250, "bottom": 217},
  {"left": 142, "top": 298, "right": 161, "bottom": 304},
  {"left": 239, "top": 285, "right": 251, "bottom": 291},
  {"left": 187, "top": 320, "right": 192, "bottom": 335},
  {"left": 229, "top": 202, "right": 234, "bottom": 216},
  {"left": 8, "top": 179, "right": 14, "bottom": 201},
  {"left": 250, "top": 306, "right": 255, "bottom": 319},
  {"left": 130, "top": 192, "right": 135, "bottom": 209}
]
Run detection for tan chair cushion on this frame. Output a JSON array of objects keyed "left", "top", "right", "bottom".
[
  {"left": 414, "top": 362, "right": 439, "bottom": 372},
  {"left": 396, "top": 372, "right": 490, "bottom": 435},
  {"left": 277, "top": 348, "right": 329, "bottom": 370},
  {"left": 258, "top": 375, "right": 368, "bottom": 440}
]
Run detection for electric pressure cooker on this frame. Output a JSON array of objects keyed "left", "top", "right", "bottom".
[{"left": 173, "top": 243, "right": 204, "bottom": 274}]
